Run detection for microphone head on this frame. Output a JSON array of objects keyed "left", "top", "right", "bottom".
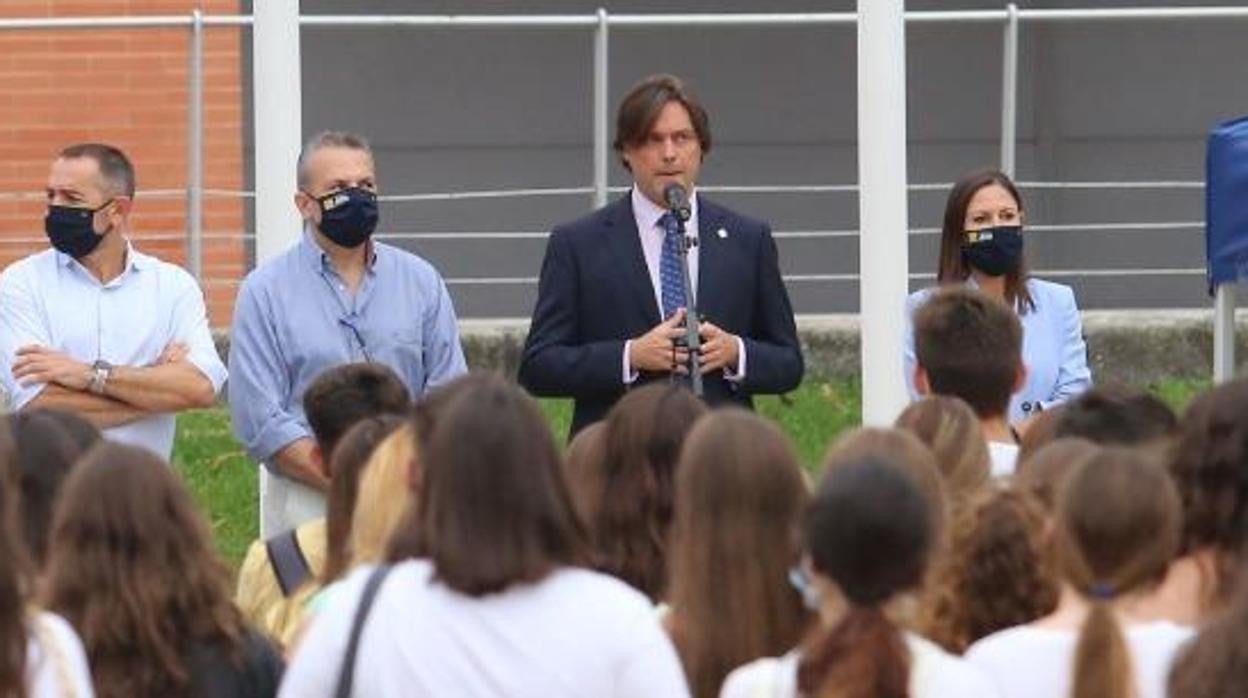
[
  {"left": 663, "top": 182, "right": 688, "bottom": 209},
  {"left": 662, "top": 182, "right": 691, "bottom": 221}
]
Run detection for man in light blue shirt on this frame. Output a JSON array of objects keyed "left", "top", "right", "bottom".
[
  {"left": 229, "top": 131, "right": 467, "bottom": 537},
  {"left": 0, "top": 143, "right": 226, "bottom": 458}
]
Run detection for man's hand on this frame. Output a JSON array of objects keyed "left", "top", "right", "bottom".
[
  {"left": 12, "top": 345, "right": 92, "bottom": 391},
  {"left": 630, "top": 309, "right": 691, "bottom": 374},
  {"left": 698, "top": 321, "right": 740, "bottom": 375},
  {"left": 152, "top": 341, "right": 190, "bottom": 366}
]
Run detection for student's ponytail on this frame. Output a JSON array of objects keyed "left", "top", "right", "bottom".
[
  {"left": 1051, "top": 449, "right": 1182, "bottom": 698},
  {"left": 1070, "top": 596, "right": 1132, "bottom": 698},
  {"left": 798, "top": 606, "right": 909, "bottom": 698},
  {"left": 800, "top": 454, "right": 934, "bottom": 698}
]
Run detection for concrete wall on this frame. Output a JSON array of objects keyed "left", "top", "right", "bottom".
[{"left": 282, "top": 0, "right": 1248, "bottom": 318}]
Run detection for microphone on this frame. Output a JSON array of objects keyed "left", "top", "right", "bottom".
[{"left": 663, "top": 182, "right": 692, "bottom": 222}]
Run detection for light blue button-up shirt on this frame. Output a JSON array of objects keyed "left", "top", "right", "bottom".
[
  {"left": 228, "top": 232, "right": 467, "bottom": 465},
  {"left": 0, "top": 245, "right": 227, "bottom": 457}
]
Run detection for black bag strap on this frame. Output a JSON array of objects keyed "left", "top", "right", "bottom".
[
  {"left": 334, "top": 564, "right": 394, "bottom": 698},
  {"left": 265, "top": 528, "right": 312, "bottom": 597}
]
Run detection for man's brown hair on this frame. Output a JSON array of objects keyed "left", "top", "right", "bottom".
[
  {"left": 612, "top": 73, "right": 712, "bottom": 170},
  {"left": 913, "top": 287, "right": 1022, "bottom": 419}
]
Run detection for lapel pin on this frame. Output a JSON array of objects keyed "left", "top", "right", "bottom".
[{"left": 716, "top": 227, "right": 728, "bottom": 239}]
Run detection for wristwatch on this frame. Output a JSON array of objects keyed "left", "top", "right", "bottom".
[{"left": 88, "top": 360, "right": 113, "bottom": 395}]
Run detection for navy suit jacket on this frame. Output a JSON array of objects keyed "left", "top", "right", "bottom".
[{"left": 518, "top": 195, "right": 803, "bottom": 435}]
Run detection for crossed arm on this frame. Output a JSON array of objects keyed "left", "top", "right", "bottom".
[{"left": 14, "top": 342, "right": 216, "bottom": 429}]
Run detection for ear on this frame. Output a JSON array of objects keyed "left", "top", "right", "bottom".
[
  {"left": 1012, "top": 361, "right": 1028, "bottom": 396},
  {"left": 294, "top": 190, "right": 318, "bottom": 222},
  {"left": 914, "top": 365, "right": 932, "bottom": 396},
  {"left": 311, "top": 444, "right": 328, "bottom": 479},
  {"left": 110, "top": 196, "right": 133, "bottom": 220}
]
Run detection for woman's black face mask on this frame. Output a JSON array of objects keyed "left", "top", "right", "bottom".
[{"left": 961, "top": 225, "right": 1024, "bottom": 277}]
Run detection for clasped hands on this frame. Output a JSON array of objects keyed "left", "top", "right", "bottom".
[
  {"left": 629, "top": 308, "right": 739, "bottom": 375},
  {"left": 11, "top": 341, "right": 191, "bottom": 390}
]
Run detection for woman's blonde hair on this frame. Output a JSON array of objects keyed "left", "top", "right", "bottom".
[{"left": 347, "top": 424, "right": 417, "bottom": 569}]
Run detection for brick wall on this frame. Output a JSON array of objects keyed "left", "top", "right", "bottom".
[{"left": 0, "top": 0, "right": 246, "bottom": 329}]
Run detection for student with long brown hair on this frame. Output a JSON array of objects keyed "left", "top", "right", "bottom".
[
  {"left": 1148, "top": 378, "right": 1248, "bottom": 625},
  {"left": 1168, "top": 570, "right": 1248, "bottom": 698},
  {"left": 721, "top": 457, "right": 995, "bottom": 698},
  {"left": 590, "top": 383, "right": 706, "bottom": 601},
  {"left": 5, "top": 410, "right": 99, "bottom": 572},
  {"left": 965, "top": 448, "right": 1191, "bottom": 698},
  {"left": 0, "top": 421, "right": 95, "bottom": 698},
  {"left": 280, "top": 374, "right": 689, "bottom": 697},
  {"left": 917, "top": 487, "right": 1058, "bottom": 653},
  {"left": 44, "top": 443, "right": 282, "bottom": 698},
  {"left": 665, "top": 410, "right": 811, "bottom": 698}
]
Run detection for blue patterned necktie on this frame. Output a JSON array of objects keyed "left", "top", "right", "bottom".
[{"left": 658, "top": 212, "right": 687, "bottom": 319}]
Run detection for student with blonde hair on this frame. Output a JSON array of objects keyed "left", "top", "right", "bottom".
[{"left": 895, "top": 396, "right": 991, "bottom": 511}]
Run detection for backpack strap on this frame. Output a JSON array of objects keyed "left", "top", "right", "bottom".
[
  {"left": 265, "top": 528, "right": 312, "bottom": 597},
  {"left": 334, "top": 564, "right": 394, "bottom": 698}
]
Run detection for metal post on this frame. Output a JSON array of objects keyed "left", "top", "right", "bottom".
[
  {"left": 1001, "top": 3, "right": 1019, "bottom": 177},
  {"left": 186, "top": 8, "right": 204, "bottom": 281},
  {"left": 1214, "top": 283, "right": 1237, "bottom": 383},
  {"left": 253, "top": 0, "right": 303, "bottom": 264},
  {"left": 858, "top": 0, "right": 911, "bottom": 425},
  {"left": 593, "top": 8, "right": 609, "bottom": 209}
]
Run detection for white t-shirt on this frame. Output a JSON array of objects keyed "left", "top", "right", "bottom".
[
  {"left": 720, "top": 632, "right": 998, "bottom": 698},
  {"left": 964, "top": 621, "right": 1195, "bottom": 698},
  {"left": 280, "top": 561, "right": 690, "bottom": 698},
  {"left": 987, "top": 441, "right": 1019, "bottom": 478},
  {"left": 27, "top": 611, "right": 96, "bottom": 698}
]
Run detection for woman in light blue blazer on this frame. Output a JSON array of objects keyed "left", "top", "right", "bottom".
[{"left": 903, "top": 169, "right": 1092, "bottom": 426}]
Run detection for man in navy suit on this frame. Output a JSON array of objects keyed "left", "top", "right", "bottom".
[{"left": 519, "top": 74, "right": 803, "bottom": 435}]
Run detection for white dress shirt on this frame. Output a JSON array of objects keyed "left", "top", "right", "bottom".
[
  {"left": 0, "top": 244, "right": 227, "bottom": 457},
  {"left": 622, "top": 186, "right": 745, "bottom": 383}
]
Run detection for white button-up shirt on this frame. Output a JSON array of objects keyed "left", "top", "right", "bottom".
[{"left": 0, "top": 244, "right": 227, "bottom": 457}]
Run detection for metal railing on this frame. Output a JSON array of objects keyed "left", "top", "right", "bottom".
[{"left": 1, "top": 6, "right": 1244, "bottom": 296}]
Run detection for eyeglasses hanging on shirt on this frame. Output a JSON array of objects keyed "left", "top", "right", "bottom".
[{"left": 338, "top": 314, "right": 373, "bottom": 363}]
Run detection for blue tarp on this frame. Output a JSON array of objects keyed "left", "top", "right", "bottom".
[{"left": 1207, "top": 115, "right": 1248, "bottom": 289}]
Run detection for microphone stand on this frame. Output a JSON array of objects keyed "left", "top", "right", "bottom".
[{"left": 672, "top": 211, "right": 704, "bottom": 398}]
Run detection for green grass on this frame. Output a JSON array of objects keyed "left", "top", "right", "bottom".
[{"left": 172, "top": 377, "right": 1206, "bottom": 568}]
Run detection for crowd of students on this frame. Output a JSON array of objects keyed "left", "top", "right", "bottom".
[{"left": 4, "top": 353, "right": 1248, "bottom": 696}]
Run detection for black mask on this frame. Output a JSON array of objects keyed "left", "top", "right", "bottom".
[
  {"left": 961, "top": 225, "right": 1023, "bottom": 277},
  {"left": 311, "top": 187, "right": 379, "bottom": 248},
  {"left": 45, "top": 201, "right": 112, "bottom": 259}
]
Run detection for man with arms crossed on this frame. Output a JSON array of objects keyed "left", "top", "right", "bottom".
[
  {"left": 229, "top": 131, "right": 467, "bottom": 537},
  {"left": 520, "top": 74, "right": 803, "bottom": 435},
  {"left": 0, "top": 143, "right": 226, "bottom": 458}
]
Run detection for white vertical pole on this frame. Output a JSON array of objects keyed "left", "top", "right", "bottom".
[
  {"left": 253, "top": 0, "right": 303, "bottom": 264},
  {"left": 1001, "top": 3, "right": 1019, "bottom": 177},
  {"left": 1214, "top": 284, "right": 1236, "bottom": 383},
  {"left": 186, "top": 8, "right": 204, "bottom": 281},
  {"left": 593, "top": 8, "right": 609, "bottom": 209},
  {"left": 857, "top": 0, "right": 911, "bottom": 426}
]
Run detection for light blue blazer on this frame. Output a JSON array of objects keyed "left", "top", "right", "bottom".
[{"left": 903, "top": 278, "right": 1093, "bottom": 424}]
